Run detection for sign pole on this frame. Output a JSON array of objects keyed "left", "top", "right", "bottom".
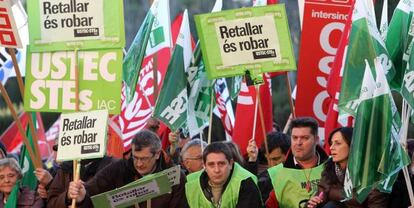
[
  {"left": 257, "top": 88, "right": 270, "bottom": 159},
  {"left": 284, "top": 72, "right": 295, "bottom": 118},
  {"left": 208, "top": 85, "right": 215, "bottom": 144},
  {"left": 72, "top": 48, "right": 80, "bottom": 208}
]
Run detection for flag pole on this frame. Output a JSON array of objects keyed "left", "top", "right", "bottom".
[
  {"left": 0, "top": 83, "right": 41, "bottom": 168},
  {"left": 153, "top": 54, "right": 159, "bottom": 101},
  {"left": 7, "top": 48, "right": 42, "bottom": 166},
  {"left": 208, "top": 85, "right": 215, "bottom": 144},
  {"left": 401, "top": 100, "right": 414, "bottom": 205},
  {"left": 72, "top": 48, "right": 80, "bottom": 208}
]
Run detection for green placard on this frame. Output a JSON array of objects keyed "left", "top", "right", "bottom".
[
  {"left": 27, "top": 0, "right": 125, "bottom": 52},
  {"left": 91, "top": 173, "right": 171, "bottom": 208},
  {"left": 195, "top": 4, "right": 296, "bottom": 79},
  {"left": 23, "top": 48, "right": 122, "bottom": 114}
]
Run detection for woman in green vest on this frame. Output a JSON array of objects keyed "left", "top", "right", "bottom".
[{"left": 307, "top": 127, "right": 388, "bottom": 208}]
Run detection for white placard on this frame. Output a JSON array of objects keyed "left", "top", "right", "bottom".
[{"left": 57, "top": 109, "right": 108, "bottom": 161}]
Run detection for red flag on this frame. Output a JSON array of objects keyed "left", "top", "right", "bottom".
[
  {"left": 295, "top": 0, "right": 352, "bottom": 145},
  {"left": 0, "top": 112, "right": 51, "bottom": 158},
  {"left": 233, "top": 74, "right": 273, "bottom": 155},
  {"left": 0, "top": 112, "right": 29, "bottom": 153},
  {"left": 324, "top": 1, "right": 354, "bottom": 154}
]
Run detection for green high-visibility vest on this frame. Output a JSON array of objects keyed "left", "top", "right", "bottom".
[
  {"left": 268, "top": 162, "right": 325, "bottom": 208},
  {"left": 185, "top": 163, "right": 257, "bottom": 208}
]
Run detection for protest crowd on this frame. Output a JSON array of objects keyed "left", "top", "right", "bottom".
[{"left": 2, "top": 0, "right": 414, "bottom": 207}]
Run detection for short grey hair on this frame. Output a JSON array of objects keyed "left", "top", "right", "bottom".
[
  {"left": 132, "top": 129, "right": 162, "bottom": 154},
  {"left": 180, "top": 139, "right": 207, "bottom": 160},
  {"left": 0, "top": 158, "right": 22, "bottom": 179}
]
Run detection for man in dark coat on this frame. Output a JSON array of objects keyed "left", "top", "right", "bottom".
[{"left": 67, "top": 129, "right": 186, "bottom": 207}]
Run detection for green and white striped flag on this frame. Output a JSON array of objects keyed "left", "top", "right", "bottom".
[
  {"left": 187, "top": 44, "right": 212, "bottom": 138},
  {"left": 344, "top": 59, "right": 410, "bottom": 202},
  {"left": 385, "top": 0, "right": 414, "bottom": 90},
  {"left": 154, "top": 10, "right": 192, "bottom": 131},
  {"left": 123, "top": 0, "right": 172, "bottom": 102}
]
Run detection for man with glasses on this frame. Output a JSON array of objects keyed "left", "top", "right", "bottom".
[
  {"left": 180, "top": 139, "right": 207, "bottom": 174},
  {"left": 67, "top": 129, "right": 186, "bottom": 207}
]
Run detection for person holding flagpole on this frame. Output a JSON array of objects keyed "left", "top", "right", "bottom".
[
  {"left": 265, "top": 117, "right": 329, "bottom": 208},
  {"left": 307, "top": 127, "right": 388, "bottom": 208}
]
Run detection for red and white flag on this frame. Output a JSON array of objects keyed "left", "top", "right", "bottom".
[
  {"left": 117, "top": 11, "right": 192, "bottom": 151},
  {"left": 214, "top": 78, "right": 235, "bottom": 140}
]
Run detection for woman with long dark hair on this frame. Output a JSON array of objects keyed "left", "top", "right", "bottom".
[{"left": 307, "top": 127, "right": 388, "bottom": 208}]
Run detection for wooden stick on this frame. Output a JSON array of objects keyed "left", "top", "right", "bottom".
[
  {"left": 257, "top": 89, "right": 270, "bottom": 159},
  {"left": 251, "top": 85, "right": 260, "bottom": 140},
  {"left": 146, "top": 199, "right": 151, "bottom": 208},
  {"left": 7, "top": 48, "right": 24, "bottom": 98},
  {"left": 0, "top": 83, "right": 41, "bottom": 168},
  {"left": 284, "top": 72, "right": 296, "bottom": 118},
  {"left": 74, "top": 49, "right": 80, "bottom": 111},
  {"left": 72, "top": 49, "right": 80, "bottom": 208},
  {"left": 7, "top": 48, "right": 42, "bottom": 167},
  {"left": 71, "top": 160, "right": 81, "bottom": 208},
  {"left": 208, "top": 86, "right": 214, "bottom": 144}
]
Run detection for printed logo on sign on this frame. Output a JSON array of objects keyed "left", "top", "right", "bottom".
[
  {"left": 160, "top": 90, "right": 187, "bottom": 125},
  {"left": 39, "top": 0, "right": 104, "bottom": 43},
  {"left": 81, "top": 144, "right": 100, "bottom": 154},
  {"left": 0, "top": 1, "right": 22, "bottom": 48}
]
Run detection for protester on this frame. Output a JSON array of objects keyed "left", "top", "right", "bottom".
[
  {"left": 47, "top": 156, "right": 116, "bottom": 207},
  {"left": 67, "top": 129, "right": 186, "bottom": 207},
  {"left": 180, "top": 139, "right": 206, "bottom": 174},
  {"left": 0, "top": 158, "right": 43, "bottom": 207},
  {"left": 307, "top": 127, "right": 389, "bottom": 208},
  {"left": 168, "top": 128, "right": 191, "bottom": 164},
  {"left": 184, "top": 142, "right": 262, "bottom": 208},
  {"left": 265, "top": 117, "right": 329, "bottom": 208},
  {"left": 257, "top": 131, "right": 290, "bottom": 202}
]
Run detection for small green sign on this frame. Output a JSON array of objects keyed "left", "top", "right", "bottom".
[
  {"left": 24, "top": 48, "right": 122, "bottom": 114},
  {"left": 91, "top": 174, "right": 171, "bottom": 208},
  {"left": 27, "top": 0, "right": 125, "bottom": 52},
  {"left": 195, "top": 4, "right": 296, "bottom": 79}
]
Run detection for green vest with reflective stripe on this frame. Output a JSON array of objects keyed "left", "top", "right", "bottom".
[
  {"left": 185, "top": 163, "right": 257, "bottom": 208},
  {"left": 268, "top": 162, "right": 325, "bottom": 208}
]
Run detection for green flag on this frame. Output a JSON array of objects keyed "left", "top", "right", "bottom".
[
  {"left": 385, "top": 0, "right": 414, "bottom": 90},
  {"left": 154, "top": 10, "right": 192, "bottom": 131},
  {"left": 123, "top": 3, "right": 155, "bottom": 102},
  {"left": 4, "top": 181, "right": 19, "bottom": 208},
  {"left": 344, "top": 59, "right": 410, "bottom": 202},
  {"left": 187, "top": 43, "right": 213, "bottom": 137},
  {"left": 338, "top": 0, "right": 395, "bottom": 116},
  {"left": 20, "top": 113, "right": 38, "bottom": 190},
  {"left": 340, "top": 0, "right": 410, "bottom": 202}
]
